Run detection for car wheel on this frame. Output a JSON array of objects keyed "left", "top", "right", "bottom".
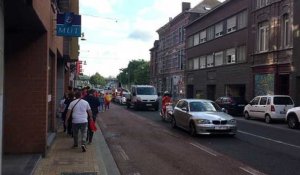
[
  {"left": 265, "top": 114, "right": 272, "bottom": 124},
  {"left": 189, "top": 122, "right": 197, "bottom": 137},
  {"left": 134, "top": 103, "right": 139, "bottom": 111},
  {"left": 244, "top": 111, "right": 250, "bottom": 120},
  {"left": 171, "top": 116, "right": 177, "bottom": 128},
  {"left": 287, "top": 115, "right": 299, "bottom": 129}
]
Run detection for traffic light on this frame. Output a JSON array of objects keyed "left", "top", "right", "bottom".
[{"left": 76, "top": 61, "right": 83, "bottom": 75}]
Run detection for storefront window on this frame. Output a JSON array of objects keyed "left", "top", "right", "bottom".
[{"left": 255, "top": 74, "right": 274, "bottom": 96}]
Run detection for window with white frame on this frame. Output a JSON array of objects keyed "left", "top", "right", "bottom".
[
  {"left": 237, "top": 10, "right": 247, "bottom": 29},
  {"left": 200, "top": 30, "right": 207, "bottom": 43},
  {"left": 200, "top": 56, "right": 206, "bottom": 69},
  {"left": 193, "top": 33, "right": 200, "bottom": 46},
  {"left": 207, "top": 54, "right": 214, "bottom": 67},
  {"left": 257, "top": 0, "right": 270, "bottom": 9},
  {"left": 193, "top": 57, "right": 199, "bottom": 70},
  {"left": 226, "top": 48, "right": 236, "bottom": 64},
  {"left": 188, "top": 59, "right": 193, "bottom": 70},
  {"left": 188, "top": 36, "right": 193, "bottom": 48},
  {"left": 207, "top": 26, "right": 214, "bottom": 41},
  {"left": 214, "top": 51, "right": 223, "bottom": 66},
  {"left": 215, "top": 22, "right": 224, "bottom": 38},
  {"left": 237, "top": 45, "right": 246, "bottom": 63},
  {"left": 283, "top": 14, "right": 290, "bottom": 47},
  {"left": 258, "top": 21, "right": 269, "bottom": 52},
  {"left": 227, "top": 16, "right": 237, "bottom": 33},
  {"left": 179, "top": 27, "right": 184, "bottom": 43}
]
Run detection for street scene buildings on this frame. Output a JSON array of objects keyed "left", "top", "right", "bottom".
[
  {"left": 1, "top": 0, "right": 300, "bottom": 175},
  {"left": 1, "top": 0, "right": 80, "bottom": 172},
  {"left": 150, "top": 0, "right": 300, "bottom": 105}
]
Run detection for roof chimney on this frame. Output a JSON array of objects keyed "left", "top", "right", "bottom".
[{"left": 182, "top": 2, "right": 191, "bottom": 12}]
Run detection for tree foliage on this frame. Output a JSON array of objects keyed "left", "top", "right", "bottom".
[
  {"left": 117, "top": 59, "right": 150, "bottom": 86},
  {"left": 89, "top": 72, "right": 106, "bottom": 86}
]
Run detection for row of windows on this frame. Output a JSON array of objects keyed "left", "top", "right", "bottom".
[
  {"left": 257, "top": 0, "right": 270, "bottom": 9},
  {"left": 258, "top": 14, "right": 291, "bottom": 52},
  {"left": 159, "top": 26, "right": 185, "bottom": 50},
  {"left": 188, "top": 10, "right": 247, "bottom": 48},
  {"left": 187, "top": 45, "right": 246, "bottom": 70}
]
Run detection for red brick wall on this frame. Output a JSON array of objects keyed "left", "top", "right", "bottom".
[{"left": 3, "top": 33, "right": 48, "bottom": 154}]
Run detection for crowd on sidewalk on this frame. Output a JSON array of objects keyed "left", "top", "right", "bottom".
[{"left": 58, "top": 86, "right": 113, "bottom": 153}]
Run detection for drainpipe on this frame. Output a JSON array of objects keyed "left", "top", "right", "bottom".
[{"left": 0, "top": 0, "right": 4, "bottom": 172}]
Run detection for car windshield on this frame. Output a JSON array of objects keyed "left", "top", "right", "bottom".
[
  {"left": 137, "top": 87, "right": 156, "bottom": 95},
  {"left": 189, "top": 101, "right": 221, "bottom": 112},
  {"left": 273, "top": 97, "right": 294, "bottom": 105}
]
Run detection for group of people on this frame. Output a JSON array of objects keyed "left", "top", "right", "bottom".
[{"left": 58, "top": 86, "right": 112, "bottom": 152}]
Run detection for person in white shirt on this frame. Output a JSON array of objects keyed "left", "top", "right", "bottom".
[{"left": 65, "top": 91, "right": 93, "bottom": 152}]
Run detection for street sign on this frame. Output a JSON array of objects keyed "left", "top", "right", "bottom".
[{"left": 56, "top": 13, "right": 81, "bottom": 37}]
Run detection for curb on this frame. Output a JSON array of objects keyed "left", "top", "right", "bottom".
[{"left": 94, "top": 122, "right": 121, "bottom": 175}]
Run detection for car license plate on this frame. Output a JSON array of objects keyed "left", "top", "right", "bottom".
[
  {"left": 214, "top": 126, "right": 228, "bottom": 130},
  {"left": 238, "top": 104, "right": 245, "bottom": 107},
  {"left": 280, "top": 111, "right": 286, "bottom": 114},
  {"left": 166, "top": 106, "right": 173, "bottom": 110},
  {"left": 146, "top": 104, "right": 152, "bottom": 106}
]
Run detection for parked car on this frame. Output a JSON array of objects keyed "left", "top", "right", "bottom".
[
  {"left": 116, "top": 92, "right": 130, "bottom": 105},
  {"left": 285, "top": 107, "right": 300, "bottom": 129},
  {"left": 171, "top": 99, "right": 237, "bottom": 136},
  {"left": 244, "top": 95, "right": 294, "bottom": 123},
  {"left": 215, "top": 96, "right": 248, "bottom": 115}
]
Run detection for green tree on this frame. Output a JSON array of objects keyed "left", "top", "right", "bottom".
[
  {"left": 117, "top": 59, "right": 150, "bottom": 86},
  {"left": 89, "top": 72, "right": 106, "bottom": 87}
]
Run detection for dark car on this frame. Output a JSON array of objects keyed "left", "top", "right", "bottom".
[{"left": 215, "top": 96, "right": 247, "bottom": 116}]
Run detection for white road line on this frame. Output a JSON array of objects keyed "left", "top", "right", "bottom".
[
  {"left": 119, "top": 147, "right": 129, "bottom": 161},
  {"left": 238, "top": 130, "right": 300, "bottom": 150},
  {"left": 115, "top": 145, "right": 130, "bottom": 161},
  {"left": 190, "top": 143, "right": 218, "bottom": 156},
  {"left": 240, "top": 166, "right": 266, "bottom": 175}
]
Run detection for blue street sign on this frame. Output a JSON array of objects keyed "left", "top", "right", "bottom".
[{"left": 56, "top": 13, "right": 81, "bottom": 37}]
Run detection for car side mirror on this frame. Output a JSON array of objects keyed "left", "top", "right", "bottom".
[
  {"left": 222, "top": 108, "right": 226, "bottom": 113},
  {"left": 182, "top": 107, "right": 188, "bottom": 112}
]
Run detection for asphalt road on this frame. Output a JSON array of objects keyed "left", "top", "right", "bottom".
[{"left": 98, "top": 103, "right": 300, "bottom": 175}]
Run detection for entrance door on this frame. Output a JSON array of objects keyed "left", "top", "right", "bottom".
[
  {"left": 207, "top": 85, "right": 216, "bottom": 101},
  {"left": 278, "top": 74, "right": 289, "bottom": 95},
  {"left": 186, "top": 85, "right": 194, "bottom": 98}
]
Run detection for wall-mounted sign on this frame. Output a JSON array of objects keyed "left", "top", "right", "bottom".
[{"left": 56, "top": 12, "right": 81, "bottom": 37}]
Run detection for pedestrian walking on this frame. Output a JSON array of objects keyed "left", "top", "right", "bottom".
[
  {"left": 98, "top": 93, "right": 104, "bottom": 112},
  {"left": 84, "top": 89, "right": 100, "bottom": 144},
  {"left": 104, "top": 92, "right": 111, "bottom": 110},
  {"left": 65, "top": 91, "right": 93, "bottom": 152},
  {"left": 62, "top": 92, "right": 75, "bottom": 134}
]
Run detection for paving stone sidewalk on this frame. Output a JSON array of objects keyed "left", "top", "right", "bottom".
[{"left": 33, "top": 120, "right": 120, "bottom": 175}]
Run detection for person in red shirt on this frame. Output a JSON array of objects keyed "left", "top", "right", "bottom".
[{"left": 161, "top": 91, "right": 172, "bottom": 115}]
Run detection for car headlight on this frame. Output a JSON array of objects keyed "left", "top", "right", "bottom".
[
  {"left": 195, "top": 119, "right": 211, "bottom": 124},
  {"left": 228, "top": 119, "right": 236, "bottom": 124}
]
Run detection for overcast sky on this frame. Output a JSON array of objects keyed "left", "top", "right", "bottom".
[{"left": 79, "top": 0, "right": 222, "bottom": 77}]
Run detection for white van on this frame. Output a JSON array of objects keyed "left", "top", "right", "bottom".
[
  {"left": 244, "top": 95, "right": 294, "bottom": 123},
  {"left": 126, "top": 85, "right": 159, "bottom": 111}
]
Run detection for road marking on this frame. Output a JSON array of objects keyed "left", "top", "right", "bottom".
[
  {"left": 240, "top": 166, "right": 266, "bottom": 175},
  {"left": 115, "top": 145, "right": 130, "bottom": 161},
  {"left": 190, "top": 143, "right": 218, "bottom": 156},
  {"left": 238, "top": 130, "right": 300, "bottom": 149}
]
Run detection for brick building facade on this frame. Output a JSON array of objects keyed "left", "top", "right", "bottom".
[
  {"left": 185, "top": 0, "right": 252, "bottom": 101},
  {"left": 249, "top": 0, "right": 300, "bottom": 105},
  {"left": 2, "top": 0, "right": 78, "bottom": 161},
  {"left": 150, "top": 0, "right": 220, "bottom": 99}
]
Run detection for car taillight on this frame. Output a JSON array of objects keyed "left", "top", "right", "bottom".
[{"left": 271, "top": 105, "right": 275, "bottom": 112}]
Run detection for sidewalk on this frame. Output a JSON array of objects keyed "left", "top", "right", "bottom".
[{"left": 33, "top": 120, "right": 120, "bottom": 175}]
